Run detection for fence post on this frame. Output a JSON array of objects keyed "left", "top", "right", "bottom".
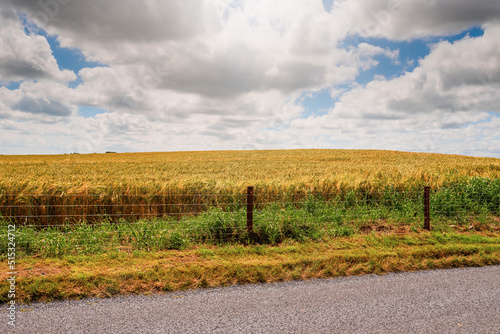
[
  {"left": 424, "top": 186, "right": 431, "bottom": 230},
  {"left": 247, "top": 186, "right": 254, "bottom": 233}
]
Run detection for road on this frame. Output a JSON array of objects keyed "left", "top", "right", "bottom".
[{"left": 3, "top": 265, "right": 500, "bottom": 333}]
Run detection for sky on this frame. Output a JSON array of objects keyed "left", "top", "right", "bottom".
[{"left": 1, "top": 0, "right": 500, "bottom": 157}]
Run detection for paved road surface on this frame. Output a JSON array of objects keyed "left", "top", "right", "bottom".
[{"left": 3, "top": 265, "right": 500, "bottom": 333}]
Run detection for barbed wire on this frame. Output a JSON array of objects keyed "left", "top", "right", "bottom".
[
  {"left": 0, "top": 190, "right": 432, "bottom": 197},
  {"left": 0, "top": 204, "right": 490, "bottom": 218},
  {"left": 0, "top": 197, "right": 432, "bottom": 206},
  {"left": 0, "top": 187, "right": 497, "bottom": 238},
  {"left": 0, "top": 216, "right": 248, "bottom": 228},
  {"left": 0, "top": 201, "right": 490, "bottom": 213},
  {"left": 0, "top": 214, "right": 428, "bottom": 238},
  {"left": 0, "top": 203, "right": 240, "bottom": 209},
  {"left": 0, "top": 193, "right": 248, "bottom": 197},
  {"left": 0, "top": 199, "right": 425, "bottom": 210}
]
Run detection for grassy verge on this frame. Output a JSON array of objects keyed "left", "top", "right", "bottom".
[{"left": 1, "top": 231, "right": 500, "bottom": 304}]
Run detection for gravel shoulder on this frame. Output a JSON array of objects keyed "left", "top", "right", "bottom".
[{"left": 2, "top": 265, "right": 500, "bottom": 334}]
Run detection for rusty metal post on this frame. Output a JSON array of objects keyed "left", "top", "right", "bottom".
[
  {"left": 247, "top": 186, "right": 254, "bottom": 233},
  {"left": 424, "top": 186, "right": 431, "bottom": 230}
]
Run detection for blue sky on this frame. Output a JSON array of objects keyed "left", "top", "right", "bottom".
[
  {"left": 46, "top": 35, "right": 105, "bottom": 90},
  {"left": 300, "top": 26, "right": 485, "bottom": 118},
  {"left": 1, "top": 0, "right": 499, "bottom": 157}
]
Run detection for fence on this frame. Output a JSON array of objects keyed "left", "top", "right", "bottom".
[
  {"left": 0, "top": 186, "right": 434, "bottom": 228},
  {"left": 1, "top": 185, "right": 499, "bottom": 255}
]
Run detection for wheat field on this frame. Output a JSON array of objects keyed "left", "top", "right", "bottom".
[{"left": 1, "top": 149, "right": 499, "bottom": 224}]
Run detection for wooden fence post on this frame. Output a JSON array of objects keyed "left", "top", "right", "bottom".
[
  {"left": 247, "top": 186, "right": 254, "bottom": 233},
  {"left": 424, "top": 186, "right": 431, "bottom": 230}
]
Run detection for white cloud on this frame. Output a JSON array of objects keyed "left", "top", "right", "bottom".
[
  {"left": 421, "top": 25, "right": 500, "bottom": 93},
  {"left": 9, "top": 0, "right": 380, "bottom": 98},
  {"left": 0, "top": 5, "right": 75, "bottom": 83},
  {"left": 337, "top": 0, "right": 500, "bottom": 40},
  {"left": 1, "top": 81, "right": 77, "bottom": 119}
]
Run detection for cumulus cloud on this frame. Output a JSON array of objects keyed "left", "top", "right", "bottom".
[
  {"left": 0, "top": 5, "right": 75, "bottom": 83},
  {"left": 10, "top": 0, "right": 396, "bottom": 131},
  {"left": 12, "top": 0, "right": 211, "bottom": 42},
  {"left": 12, "top": 95, "right": 72, "bottom": 116},
  {"left": 385, "top": 24, "right": 500, "bottom": 115},
  {"left": 422, "top": 25, "right": 500, "bottom": 92},
  {"left": 338, "top": 0, "right": 500, "bottom": 40},
  {"left": 0, "top": 81, "right": 77, "bottom": 120}
]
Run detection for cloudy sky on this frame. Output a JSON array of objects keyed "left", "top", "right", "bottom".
[{"left": 1, "top": 0, "right": 500, "bottom": 157}]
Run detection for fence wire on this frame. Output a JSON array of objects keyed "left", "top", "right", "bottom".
[{"left": 1, "top": 187, "right": 499, "bottom": 256}]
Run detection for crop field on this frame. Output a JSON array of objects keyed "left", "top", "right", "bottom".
[
  {"left": 0, "top": 149, "right": 499, "bottom": 251},
  {"left": 1, "top": 149, "right": 500, "bottom": 223},
  {"left": 1, "top": 149, "right": 500, "bottom": 194},
  {"left": 0, "top": 149, "right": 499, "bottom": 229}
]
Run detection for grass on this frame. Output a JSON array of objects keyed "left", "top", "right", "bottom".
[
  {"left": 1, "top": 231, "right": 499, "bottom": 304},
  {"left": 2, "top": 176, "right": 499, "bottom": 258}
]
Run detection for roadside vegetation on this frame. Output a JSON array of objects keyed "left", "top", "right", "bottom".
[
  {"left": 1, "top": 177, "right": 499, "bottom": 304},
  {"left": 1, "top": 231, "right": 499, "bottom": 304}
]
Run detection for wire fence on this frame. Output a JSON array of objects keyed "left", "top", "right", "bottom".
[
  {"left": 1, "top": 185, "right": 499, "bottom": 255},
  {"left": 0, "top": 187, "right": 498, "bottom": 225},
  {"left": 0, "top": 188, "right": 429, "bottom": 225}
]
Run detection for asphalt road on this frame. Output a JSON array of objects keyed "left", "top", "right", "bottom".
[{"left": 3, "top": 265, "right": 500, "bottom": 333}]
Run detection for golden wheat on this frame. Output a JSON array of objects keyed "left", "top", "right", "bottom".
[{"left": 1, "top": 149, "right": 499, "bottom": 224}]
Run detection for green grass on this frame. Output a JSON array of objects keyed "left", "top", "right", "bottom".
[{"left": 1, "top": 177, "right": 499, "bottom": 258}]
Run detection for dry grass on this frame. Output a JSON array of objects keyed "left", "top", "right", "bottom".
[{"left": 1, "top": 231, "right": 499, "bottom": 304}]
